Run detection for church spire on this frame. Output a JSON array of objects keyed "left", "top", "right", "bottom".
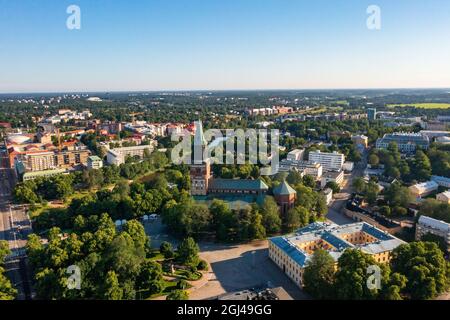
[
  {"left": 193, "top": 120, "right": 207, "bottom": 164},
  {"left": 194, "top": 120, "right": 207, "bottom": 147}
]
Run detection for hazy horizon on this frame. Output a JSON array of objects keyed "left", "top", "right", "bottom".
[{"left": 1, "top": 0, "right": 450, "bottom": 93}]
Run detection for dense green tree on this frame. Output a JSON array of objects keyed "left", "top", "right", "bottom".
[
  {"left": 0, "top": 241, "right": 17, "bottom": 300},
  {"left": 102, "top": 271, "right": 123, "bottom": 300},
  {"left": 160, "top": 241, "right": 174, "bottom": 259},
  {"left": 166, "top": 289, "right": 189, "bottom": 300},
  {"left": 285, "top": 206, "right": 310, "bottom": 232},
  {"left": 353, "top": 177, "right": 366, "bottom": 194},
  {"left": 260, "top": 196, "right": 281, "bottom": 234},
  {"left": 384, "top": 182, "right": 413, "bottom": 208},
  {"left": 303, "top": 249, "right": 336, "bottom": 299},
  {"left": 176, "top": 237, "right": 200, "bottom": 267},
  {"left": 390, "top": 242, "right": 448, "bottom": 300},
  {"left": 334, "top": 249, "right": 380, "bottom": 300},
  {"left": 325, "top": 181, "right": 341, "bottom": 194}
]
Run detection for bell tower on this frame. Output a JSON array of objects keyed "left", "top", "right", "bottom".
[{"left": 190, "top": 120, "right": 211, "bottom": 195}]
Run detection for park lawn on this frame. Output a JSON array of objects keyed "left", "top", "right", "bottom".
[
  {"left": 148, "top": 251, "right": 165, "bottom": 261},
  {"left": 387, "top": 103, "right": 450, "bottom": 109},
  {"left": 145, "top": 280, "right": 180, "bottom": 300}
]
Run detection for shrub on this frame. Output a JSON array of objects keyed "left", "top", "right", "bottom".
[{"left": 197, "top": 259, "right": 208, "bottom": 271}]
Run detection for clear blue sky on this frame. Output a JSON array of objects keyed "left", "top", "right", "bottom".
[{"left": 1, "top": 0, "right": 450, "bottom": 93}]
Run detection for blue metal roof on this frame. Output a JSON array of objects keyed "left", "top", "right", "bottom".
[
  {"left": 362, "top": 223, "right": 393, "bottom": 241},
  {"left": 321, "top": 232, "right": 352, "bottom": 251},
  {"left": 270, "top": 236, "right": 307, "bottom": 267}
]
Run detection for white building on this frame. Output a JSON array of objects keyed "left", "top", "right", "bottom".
[
  {"left": 269, "top": 222, "right": 405, "bottom": 288},
  {"left": 343, "top": 161, "right": 354, "bottom": 172},
  {"left": 416, "top": 216, "right": 450, "bottom": 252},
  {"left": 323, "top": 188, "right": 333, "bottom": 205},
  {"left": 321, "top": 170, "right": 344, "bottom": 188},
  {"left": 87, "top": 155, "right": 103, "bottom": 170},
  {"left": 436, "top": 191, "right": 450, "bottom": 204},
  {"left": 309, "top": 151, "right": 345, "bottom": 172},
  {"left": 278, "top": 159, "right": 322, "bottom": 180},
  {"left": 106, "top": 145, "right": 154, "bottom": 166},
  {"left": 287, "top": 149, "right": 305, "bottom": 161},
  {"left": 409, "top": 181, "right": 439, "bottom": 199}
]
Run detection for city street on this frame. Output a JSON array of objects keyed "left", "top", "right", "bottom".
[
  {"left": 326, "top": 151, "right": 367, "bottom": 226},
  {"left": 0, "top": 167, "right": 33, "bottom": 299}
]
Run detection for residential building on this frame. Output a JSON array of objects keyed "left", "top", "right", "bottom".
[
  {"left": 278, "top": 159, "right": 322, "bottom": 180},
  {"left": 269, "top": 222, "right": 405, "bottom": 287},
  {"left": 409, "top": 181, "right": 439, "bottom": 199},
  {"left": 415, "top": 216, "right": 450, "bottom": 252},
  {"left": 287, "top": 149, "right": 304, "bottom": 161},
  {"left": 321, "top": 170, "right": 344, "bottom": 188},
  {"left": 309, "top": 151, "right": 345, "bottom": 172},
  {"left": 87, "top": 155, "right": 103, "bottom": 170},
  {"left": 376, "top": 133, "right": 430, "bottom": 153},
  {"left": 436, "top": 191, "right": 450, "bottom": 204},
  {"left": 106, "top": 145, "right": 155, "bottom": 166}
]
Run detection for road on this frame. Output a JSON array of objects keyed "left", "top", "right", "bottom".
[
  {"left": 326, "top": 150, "right": 368, "bottom": 226},
  {"left": 0, "top": 164, "right": 33, "bottom": 300}
]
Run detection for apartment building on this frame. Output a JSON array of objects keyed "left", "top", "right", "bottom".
[
  {"left": 87, "top": 155, "right": 104, "bottom": 170},
  {"left": 308, "top": 151, "right": 345, "bottom": 172}
]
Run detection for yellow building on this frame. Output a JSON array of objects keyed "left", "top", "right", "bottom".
[{"left": 269, "top": 222, "right": 405, "bottom": 288}]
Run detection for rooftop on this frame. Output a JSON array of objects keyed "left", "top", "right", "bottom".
[
  {"left": 209, "top": 178, "right": 269, "bottom": 191},
  {"left": 273, "top": 181, "right": 296, "bottom": 196},
  {"left": 270, "top": 222, "right": 405, "bottom": 268}
]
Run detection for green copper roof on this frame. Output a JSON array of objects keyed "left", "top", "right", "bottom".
[
  {"left": 273, "top": 180, "right": 296, "bottom": 196},
  {"left": 209, "top": 178, "right": 269, "bottom": 191}
]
